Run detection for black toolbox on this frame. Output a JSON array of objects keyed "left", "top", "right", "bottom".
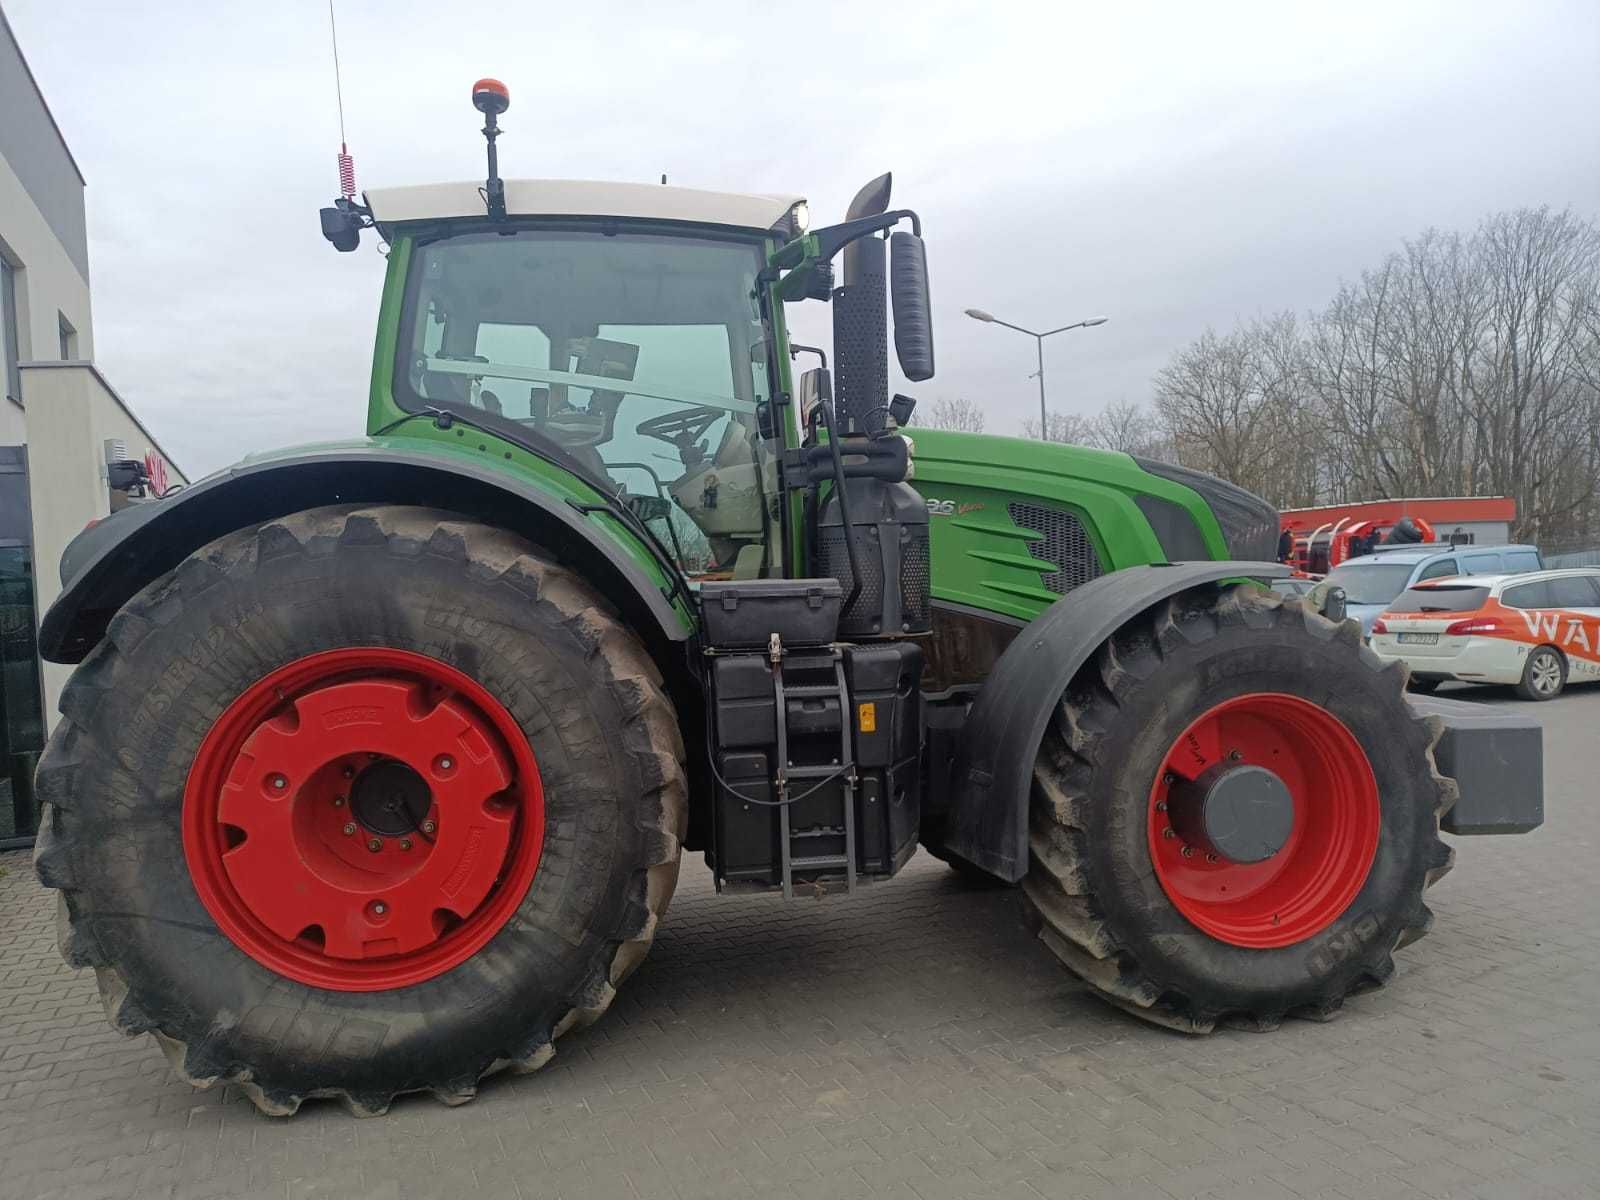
[{"left": 699, "top": 578, "right": 842, "bottom": 649}]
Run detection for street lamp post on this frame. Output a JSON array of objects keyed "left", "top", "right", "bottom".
[{"left": 964, "top": 308, "right": 1108, "bottom": 439}]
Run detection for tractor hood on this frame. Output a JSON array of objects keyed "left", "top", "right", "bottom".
[
  {"left": 1131, "top": 455, "right": 1281, "bottom": 563},
  {"left": 904, "top": 429, "right": 1275, "bottom": 624}
]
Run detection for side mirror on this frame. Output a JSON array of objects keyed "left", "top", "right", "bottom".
[
  {"left": 1321, "top": 585, "right": 1348, "bottom": 623},
  {"left": 320, "top": 206, "right": 362, "bottom": 253},
  {"left": 890, "top": 231, "right": 934, "bottom": 382},
  {"left": 797, "top": 366, "right": 832, "bottom": 435}
]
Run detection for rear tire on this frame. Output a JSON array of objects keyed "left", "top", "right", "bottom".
[
  {"left": 1515, "top": 645, "right": 1566, "bottom": 701},
  {"left": 1023, "top": 585, "right": 1455, "bottom": 1032},
  {"left": 33, "top": 506, "right": 686, "bottom": 1114}
]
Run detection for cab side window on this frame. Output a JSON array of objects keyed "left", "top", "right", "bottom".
[
  {"left": 1462, "top": 553, "right": 1502, "bottom": 574},
  {"left": 1416, "top": 559, "right": 1458, "bottom": 582},
  {"left": 1503, "top": 550, "right": 1542, "bottom": 573}
]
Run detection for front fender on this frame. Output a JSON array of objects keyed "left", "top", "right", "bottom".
[
  {"left": 944, "top": 561, "right": 1288, "bottom": 880},
  {"left": 41, "top": 444, "right": 693, "bottom": 665}
]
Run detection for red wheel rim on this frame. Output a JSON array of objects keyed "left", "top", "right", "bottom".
[
  {"left": 183, "top": 648, "right": 544, "bottom": 991},
  {"left": 1146, "top": 693, "right": 1379, "bottom": 949}
]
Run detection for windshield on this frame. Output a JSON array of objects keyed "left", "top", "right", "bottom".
[
  {"left": 1325, "top": 561, "right": 1418, "bottom": 606},
  {"left": 397, "top": 228, "right": 778, "bottom": 579}
]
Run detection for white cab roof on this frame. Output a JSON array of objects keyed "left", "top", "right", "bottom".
[{"left": 364, "top": 179, "right": 803, "bottom": 233}]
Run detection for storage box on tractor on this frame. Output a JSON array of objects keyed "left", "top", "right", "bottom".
[{"left": 32, "top": 81, "right": 1542, "bottom": 1116}]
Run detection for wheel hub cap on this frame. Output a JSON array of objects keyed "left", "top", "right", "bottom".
[
  {"left": 183, "top": 648, "right": 545, "bottom": 991},
  {"left": 351, "top": 759, "right": 433, "bottom": 837},
  {"left": 1168, "top": 762, "right": 1295, "bottom": 864}
]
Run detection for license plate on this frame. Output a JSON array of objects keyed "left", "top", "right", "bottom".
[{"left": 1397, "top": 632, "right": 1439, "bottom": 645}]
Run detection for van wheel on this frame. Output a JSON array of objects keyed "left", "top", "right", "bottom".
[{"left": 1516, "top": 645, "right": 1566, "bottom": 700}]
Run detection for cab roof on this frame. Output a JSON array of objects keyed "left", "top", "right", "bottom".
[{"left": 363, "top": 179, "right": 804, "bottom": 234}]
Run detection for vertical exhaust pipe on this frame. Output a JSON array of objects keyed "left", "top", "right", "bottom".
[{"left": 833, "top": 173, "right": 892, "bottom": 435}]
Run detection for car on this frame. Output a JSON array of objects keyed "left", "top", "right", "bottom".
[
  {"left": 1369, "top": 568, "right": 1600, "bottom": 699},
  {"left": 1322, "top": 543, "right": 1544, "bottom": 636},
  {"left": 1269, "top": 577, "right": 1316, "bottom": 599}
]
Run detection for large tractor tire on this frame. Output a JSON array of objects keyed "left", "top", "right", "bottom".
[
  {"left": 1023, "top": 584, "right": 1455, "bottom": 1033},
  {"left": 33, "top": 506, "right": 686, "bottom": 1115}
]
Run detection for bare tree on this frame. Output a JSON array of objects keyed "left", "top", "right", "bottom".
[
  {"left": 1021, "top": 410, "right": 1095, "bottom": 443},
  {"left": 1141, "top": 206, "right": 1600, "bottom": 550},
  {"left": 916, "top": 396, "right": 988, "bottom": 432}
]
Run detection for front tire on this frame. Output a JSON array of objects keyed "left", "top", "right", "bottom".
[
  {"left": 1515, "top": 645, "right": 1566, "bottom": 701},
  {"left": 33, "top": 506, "right": 686, "bottom": 1114},
  {"left": 1023, "top": 584, "right": 1455, "bottom": 1032}
]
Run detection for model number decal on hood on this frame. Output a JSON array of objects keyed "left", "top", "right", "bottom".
[{"left": 925, "top": 498, "right": 984, "bottom": 517}]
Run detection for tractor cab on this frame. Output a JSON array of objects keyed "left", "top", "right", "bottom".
[
  {"left": 321, "top": 79, "right": 935, "bottom": 592},
  {"left": 371, "top": 187, "right": 792, "bottom": 579}
]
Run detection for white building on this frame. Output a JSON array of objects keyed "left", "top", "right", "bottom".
[{"left": 1, "top": 5, "right": 187, "bottom": 845}]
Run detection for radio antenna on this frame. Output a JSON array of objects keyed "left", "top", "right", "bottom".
[{"left": 328, "top": 1, "right": 356, "bottom": 199}]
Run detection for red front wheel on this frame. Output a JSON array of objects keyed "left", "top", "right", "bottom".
[
  {"left": 1145, "top": 693, "right": 1380, "bottom": 949},
  {"left": 1023, "top": 584, "right": 1453, "bottom": 1033}
]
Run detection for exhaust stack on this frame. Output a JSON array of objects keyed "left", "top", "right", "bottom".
[{"left": 832, "top": 173, "right": 892, "bottom": 435}]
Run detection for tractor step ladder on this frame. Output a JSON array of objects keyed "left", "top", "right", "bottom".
[{"left": 771, "top": 643, "right": 856, "bottom": 899}]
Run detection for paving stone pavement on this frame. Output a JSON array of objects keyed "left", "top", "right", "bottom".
[{"left": 2, "top": 683, "right": 1596, "bottom": 1200}]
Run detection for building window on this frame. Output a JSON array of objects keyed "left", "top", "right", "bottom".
[
  {"left": 58, "top": 313, "right": 77, "bottom": 360},
  {"left": 1, "top": 259, "right": 21, "bottom": 405}
]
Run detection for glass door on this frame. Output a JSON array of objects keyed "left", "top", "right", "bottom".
[{"left": 0, "top": 447, "right": 44, "bottom": 847}]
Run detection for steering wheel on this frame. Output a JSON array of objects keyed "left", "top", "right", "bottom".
[
  {"left": 636, "top": 406, "right": 725, "bottom": 447},
  {"left": 635, "top": 406, "right": 727, "bottom": 467}
]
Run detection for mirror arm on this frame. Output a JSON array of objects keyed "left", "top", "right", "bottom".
[
  {"left": 760, "top": 210, "right": 922, "bottom": 288},
  {"left": 789, "top": 343, "right": 829, "bottom": 369},
  {"left": 810, "top": 209, "right": 920, "bottom": 263}
]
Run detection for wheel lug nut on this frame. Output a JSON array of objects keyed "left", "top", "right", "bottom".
[
  {"left": 269, "top": 774, "right": 288, "bottom": 791},
  {"left": 399, "top": 839, "right": 413, "bottom": 851},
  {"left": 1206, "top": 853, "right": 1219, "bottom": 863},
  {"left": 367, "top": 837, "right": 383, "bottom": 853},
  {"left": 332, "top": 795, "right": 346, "bottom": 808},
  {"left": 1163, "top": 773, "right": 1175, "bottom": 785},
  {"left": 421, "top": 820, "right": 437, "bottom": 835},
  {"left": 439, "top": 756, "right": 454, "bottom": 771},
  {"left": 342, "top": 822, "right": 357, "bottom": 836},
  {"left": 1181, "top": 846, "right": 1195, "bottom": 858},
  {"left": 373, "top": 902, "right": 387, "bottom": 915},
  {"left": 342, "top": 766, "right": 355, "bottom": 779},
  {"left": 1162, "top": 827, "right": 1176, "bottom": 840},
  {"left": 1155, "top": 801, "right": 1168, "bottom": 813}
]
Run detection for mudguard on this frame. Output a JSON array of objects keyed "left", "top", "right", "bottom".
[
  {"left": 40, "top": 445, "right": 692, "bottom": 665},
  {"left": 944, "top": 561, "right": 1288, "bottom": 880}
]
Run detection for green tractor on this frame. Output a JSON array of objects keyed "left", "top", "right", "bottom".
[{"left": 33, "top": 80, "right": 1541, "bottom": 1115}]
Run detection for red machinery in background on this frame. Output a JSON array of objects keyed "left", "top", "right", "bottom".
[
  {"left": 1278, "top": 496, "right": 1519, "bottom": 576},
  {"left": 1284, "top": 515, "right": 1437, "bottom": 576}
]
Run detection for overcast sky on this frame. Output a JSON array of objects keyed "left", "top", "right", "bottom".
[{"left": 8, "top": 0, "right": 1599, "bottom": 477}]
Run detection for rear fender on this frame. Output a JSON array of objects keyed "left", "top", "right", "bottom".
[
  {"left": 945, "top": 561, "right": 1287, "bottom": 880},
  {"left": 41, "top": 447, "right": 693, "bottom": 666}
]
